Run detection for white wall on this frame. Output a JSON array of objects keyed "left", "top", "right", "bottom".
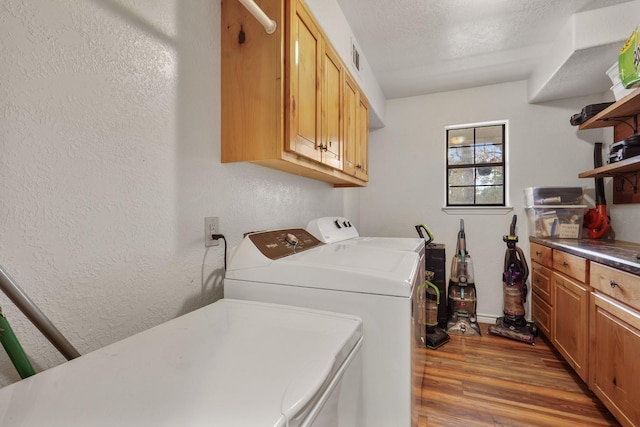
[
  {"left": 305, "top": 0, "right": 386, "bottom": 129},
  {"left": 356, "top": 80, "right": 638, "bottom": 322},
  {"left": 0, "top": 0, "right": 347, "bottom": 385}
]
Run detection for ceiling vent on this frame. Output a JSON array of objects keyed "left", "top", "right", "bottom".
[{"left": 351, "top": 37, "right": 361, "bottom": 74}]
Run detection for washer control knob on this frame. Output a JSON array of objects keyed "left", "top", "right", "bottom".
[
  {"left": 285, "top": 233, "right": 299, "bottom": 246},
  {"left": 334, "top": 220, "right": 342, "bottom": 228}
]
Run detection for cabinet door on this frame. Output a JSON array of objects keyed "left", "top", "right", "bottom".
[
  {"left": 321, "top": 42, "right": 343, "bottom": 169},
  {"left": 553, "top": 272, "right": 589, "bottom": 382},
  {"left": 343, "top": 74, "right": 358, "bottom": 177},
  {"left": 287, "top": 0, "right": 321, "bottom": 162},
  {"left": 590, "top": 292, "right": 640, "bottom": 426},
  {"left": 356, "top": 94, "right": 369, "bottom": 180},
  {"left": 343, "top": 74, "right": 368, "bottom": 180}
]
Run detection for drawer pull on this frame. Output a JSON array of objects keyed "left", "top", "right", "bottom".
[
  {"left": 562, "top": 261, "right": 569, "bottom": 267},
  {"left": 535, "top": 251, "right": 542, "bottom": 256},
  {"left": 610, "top": 280, "right": 618, "bottom": 289}
]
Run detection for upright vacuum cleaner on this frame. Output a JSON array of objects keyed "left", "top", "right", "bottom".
[
  {"left": 415, "top": 225, "right": 450, "bottom": 349},
  {"left": 488, "top": 215, "right": 538, "bottom": 344},
  {"left": 446, "top": 219, "right": 481, "bottom": 336}
]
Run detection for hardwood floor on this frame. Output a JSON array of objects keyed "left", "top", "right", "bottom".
[{"left": 412, "top": 323, "right": 619, "bottom": 427}]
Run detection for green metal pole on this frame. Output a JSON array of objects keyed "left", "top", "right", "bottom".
[{"left": 0, "top": 307, "right": 36, "bottom": 379}]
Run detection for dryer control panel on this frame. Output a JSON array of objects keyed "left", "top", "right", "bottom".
[{"left": 248, "top": 229, "right": 323, "bottom": 260}]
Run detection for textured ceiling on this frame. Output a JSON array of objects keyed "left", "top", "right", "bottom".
[{"left": 336, "top": 0, "right": 633, "bottom": 100}]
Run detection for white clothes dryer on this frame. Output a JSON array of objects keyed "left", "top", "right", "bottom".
[
  {"left": 307, "top": 216, "right": 430, "bottom": 348},
  {"left": 224, "top": 228, "right": 422, "bottom": 427},
  {"left": 0, "top": 299, "right": 363, "bottom": 427}
]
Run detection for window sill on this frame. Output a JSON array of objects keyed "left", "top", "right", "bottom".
[{"left": 442, "top": 206, "right": 514, "bottom": 215}]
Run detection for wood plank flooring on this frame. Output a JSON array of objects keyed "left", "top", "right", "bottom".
[{"left": 412, "top": 324, "right": 620, "bottom": 427}]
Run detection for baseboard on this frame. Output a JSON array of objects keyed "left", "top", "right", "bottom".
[
  {"left": 478, "top": 314, "right": 498, "bottom": 324},
  {"left": 478, "top": 314, "right": 534, "bottom": 324}
]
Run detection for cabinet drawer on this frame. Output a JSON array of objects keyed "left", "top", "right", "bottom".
[
  {"left": 591, "top": 262, "right": 640, "bottom": 312},
  {"left": 531, "top": 292, "right": 552, "bottom": 338},
  {"left": 531, "top": 263, "right": 553, "bottom": 305},
  {"left": 553, "top": 250, "right": 588, "bottom": 283},
  {"left": 530, "top": 242, "right": 552, "bottom": 268}
]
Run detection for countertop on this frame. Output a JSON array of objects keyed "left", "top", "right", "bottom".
[{"left": 529, "top": 237, "right": 640, "bottom": 276}]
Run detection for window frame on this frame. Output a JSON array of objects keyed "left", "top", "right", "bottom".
[{"left": 445, "top": 121, "right": 508, "bottom": 208}]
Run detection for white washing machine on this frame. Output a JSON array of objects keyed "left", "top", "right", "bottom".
[
  {"left": 224, "top": 228, "right": 422, "bottom": 427},
  {"left": 0, "top": 299, "right": 363, "bottom": 427},
  {"left": 306, "top": 216, "right": 425, "bottom": 255}
]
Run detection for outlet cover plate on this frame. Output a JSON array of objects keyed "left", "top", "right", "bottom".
[{"left": 204, "top": 217, "right": 219, "bottom": 247}]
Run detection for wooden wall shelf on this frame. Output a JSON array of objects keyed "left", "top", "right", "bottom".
[
  {"left": 577, "top": 87, "right": 640, "bottom": 203},
  {"left": 578, "top": 156, "right": 640, "bottom": 179},
  {"left": 579, "top": 88, "right": 640, "bottom": 130}
]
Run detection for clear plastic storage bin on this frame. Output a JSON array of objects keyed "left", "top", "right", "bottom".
[
  {"left": 525, "top": 205, "right": 587, "bottom": 239},
  {"left": 524, "top": 187, "right": 584, "bottom": 206}
]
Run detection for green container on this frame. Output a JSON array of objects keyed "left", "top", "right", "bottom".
[
  {"left": 619, "top": 26, "right": 640, "bottom": 89},
  {"left": 0, "top": 309, "right": 36, "bottom": 379}
]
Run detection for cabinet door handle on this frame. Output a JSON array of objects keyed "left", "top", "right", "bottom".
[{"left": 610, "top": 280, "right": 618, "bottom": 288}]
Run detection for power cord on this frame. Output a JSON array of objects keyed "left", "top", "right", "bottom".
[{"left": 211, "top": 234, "right": 227, "bottom": 270}]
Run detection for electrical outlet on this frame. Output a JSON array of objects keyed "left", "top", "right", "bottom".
[{"left": 204, "top": 217, "right": 219, "bottom": 247}]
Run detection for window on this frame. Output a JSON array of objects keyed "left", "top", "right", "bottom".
[{"left": 446, "top": 122, "right": 506, "bottom": 206}]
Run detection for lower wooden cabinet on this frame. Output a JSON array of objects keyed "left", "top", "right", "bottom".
[
  {"left": 553, "top": 272, "right": 589, "bottom": 382},
  {"left": 530, "top": 243, "right": 589, "bottom": 383},
  {"left": 590, "top": 261, "right": 640, "bottom": 427},
  {"left": 590, "top": 292, "right": 640, "bottom": 427},
  {"left": 530, "top": 244, "right": 640, "bottom": 427}
]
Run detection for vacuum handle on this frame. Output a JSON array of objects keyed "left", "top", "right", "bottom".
[
  {"left": 415, "top": 224, "right": 434, "bottom": 245},
  {"left": 424, "top": 280, "right": 440, "bottom": 304}
]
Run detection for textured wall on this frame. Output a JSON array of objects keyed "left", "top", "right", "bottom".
[{"left": 0, "top": 0, "right": 345, "bottom": 385}]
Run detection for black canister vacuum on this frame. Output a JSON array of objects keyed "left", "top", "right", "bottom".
[{"left": 415, "top": 225, "right": 450, "bottom": 349}]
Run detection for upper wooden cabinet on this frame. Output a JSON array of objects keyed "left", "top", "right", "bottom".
[{"left": 221, "top": 0, "right": 366, "bottom": 187}]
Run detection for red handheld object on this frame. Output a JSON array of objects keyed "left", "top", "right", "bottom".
[{"left": 584, "top": 204, "right": 610, "bottom": 239}]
